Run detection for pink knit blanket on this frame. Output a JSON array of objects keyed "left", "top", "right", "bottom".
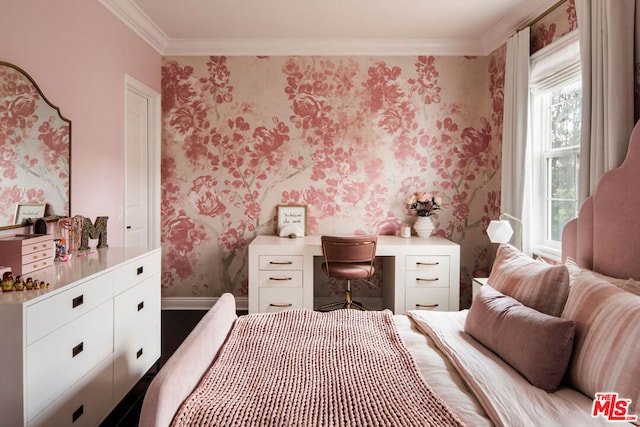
[{"left": 171, "top": 309, "right": 464, "bottom": 426}]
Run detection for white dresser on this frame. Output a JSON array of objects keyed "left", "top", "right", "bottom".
[
  {"left": 0, "top": 247, "right": 161, "bottom": 427},
  {"left": 248, "top": 235, "right": 460, "bottom": 314}
]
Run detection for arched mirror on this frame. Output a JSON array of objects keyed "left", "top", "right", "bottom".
[{"left": 0, "top": 61, "right": 70, "bottom": 230}]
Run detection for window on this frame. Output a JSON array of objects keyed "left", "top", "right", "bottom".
[{"left": 529, "top": 31, "right": 581, "bottom": 260}]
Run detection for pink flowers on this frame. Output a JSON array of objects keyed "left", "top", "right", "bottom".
[{"left": 405, "top": 192, "right": 442, "bottom": 217}]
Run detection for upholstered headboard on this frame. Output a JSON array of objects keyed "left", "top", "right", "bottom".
[{"left": 562, "top": 121, "right": 640, "bottom": 280}]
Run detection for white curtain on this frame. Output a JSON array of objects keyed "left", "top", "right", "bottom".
[
  {"left": 501, "top": 27, "right": 531, "bottom": 254},
  {"left": 576, "top": 0, "right": 637, "bottom": 204}
]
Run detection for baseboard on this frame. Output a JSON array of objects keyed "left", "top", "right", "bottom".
[
  {"left": 161, "top": 296, "right": 248, "bottom": 311},
  {"left": 313, "top": 297, "right": 383, "bottom": 311},
  {"left": 162, "top": 296, "right": 383, "bottom": 311}
]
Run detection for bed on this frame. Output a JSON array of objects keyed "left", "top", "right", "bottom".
[{"left": 140, "top": 122, "right": 640, "bottom": 427}]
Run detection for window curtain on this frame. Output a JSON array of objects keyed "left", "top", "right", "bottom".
[
  {"left": 501, "top": 27, "right": 531, "bottom": 254},
  {"left": 576, "top": 0, "right": 638, "bottom": 204}
]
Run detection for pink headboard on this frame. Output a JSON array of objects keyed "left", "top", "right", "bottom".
[{"left": 562, "top": 121, "right": 640, "bottom": 280}]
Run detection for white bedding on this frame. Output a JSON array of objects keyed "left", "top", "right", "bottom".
[
  {"left": 394, "top": 314, "right": 492, "bottom": 427},
  {"left": 405, "top": 309, "right": 632, "bottom": 427}
]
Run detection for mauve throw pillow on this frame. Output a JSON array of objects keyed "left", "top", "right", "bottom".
[
  {"left": 488, "top": 244, "right": 570, "bottom": 316},
  {"left": 465, "top": 285, "right": 575, "bottom": 392}
]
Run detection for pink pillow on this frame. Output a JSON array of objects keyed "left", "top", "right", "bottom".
[
  {"left": 488, "top": 244, "right": 569, "bottom": 316},
  {"left": 561, "top": 272, "right": 640, "bottom": 418},
  {"left": 465, "top": 285, "right": 575, "bottom": 392}
]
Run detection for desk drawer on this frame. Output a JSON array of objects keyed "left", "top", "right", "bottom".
[
  {"left": 405, "top": 255, "right": 449, "bottom": 271},
  {"left": 26, "top": 271, "right": 114, "bottom": 344},
  {"left": 406, "top": 288, "right": 450, "bottom": 311},
  {"left": 405, "top": 270, "right": 449, "bottom": 288},
  {"left": 259, "top": 288, "right": 303, "bottom": 312},
  {"left": 26, "top": 300, "right": 114, "bottom": 421},
  {"left": 259, "top": 255, "right": 303, "bottom": 270},
  {"left": 259, "top": 270, "right": 303, "bottom": 288}
]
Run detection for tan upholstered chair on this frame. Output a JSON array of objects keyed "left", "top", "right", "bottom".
[{"left": 320, "top": 235, "right": 377, "bottom": 311}]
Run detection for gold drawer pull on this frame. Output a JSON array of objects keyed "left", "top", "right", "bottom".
[
  {"left": 269, "top": 277, "right": 292, "bottom": 281},
  {"left": 269, "top": 303, "right": 293, "bottom": 308},
  {"left": 269, "top": 261, "right": 293, "bottom": 265},
  {"left": 416, "top": 277, "right": 439, "bottom": 282},
  {"left": 416, "top": 303, "right": 439, "bottom": 309},
  {"left": 72, "top": 404, "right": 84, "bottom": 423},
  {"left": 416, "top": 261, "right": 439, "bottom": 266},
  {"left": 72, "top": 342, "right": 84, "bottom": 358}
]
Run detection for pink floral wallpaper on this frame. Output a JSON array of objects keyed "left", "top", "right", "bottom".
[
  {"left": 531, "top": 0, "right": 577, "bottom": 54},
  {"left": 161, "top": 53, "right": 505, "bottom": 308},
  {"left": 0, "top": 64, "right": 70, "bottom": 226}
]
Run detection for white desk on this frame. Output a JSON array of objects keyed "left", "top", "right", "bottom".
[{"left": 248, "top": 235, "right": 460, "bottom": 314}]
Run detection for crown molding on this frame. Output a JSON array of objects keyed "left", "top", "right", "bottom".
[
  {"left": 99, "top": 0, "right": 170, "bottom": 54},
  {"left": 481, "top": 0, "right": 560, "bottom": 54},
  {"left": 163, "top": 38, "right": 487, "bottom": 57},
  {"left": 101, "top": 0, "right": 561, "bottom": 57}
]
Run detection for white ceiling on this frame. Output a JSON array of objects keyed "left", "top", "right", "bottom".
[{"left": 100, "top": 0, "right": 558, "bottom": 56}]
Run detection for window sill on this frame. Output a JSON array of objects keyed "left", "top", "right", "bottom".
[{"left": 533, "top": 245, "right": 562, "bottom": 263}]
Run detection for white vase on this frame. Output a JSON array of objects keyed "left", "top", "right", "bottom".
[{"left": 413, "top": 216, "right": 434, "bottom": 237}]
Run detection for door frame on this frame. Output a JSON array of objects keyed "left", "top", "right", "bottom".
[{"left": 124, "top": 74, "right": 161, "bottom": 248}]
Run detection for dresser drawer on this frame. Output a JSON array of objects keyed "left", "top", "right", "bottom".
[
  {"left": 405, "top": 288, "right": 450, "bottom": 311},
  {"left": 28, "top": 355, "right": 113, "bottom": 427},
  {"left": 113, "top": 274, "right": 160, "bottom": 401},
  {"left": 26, "top": 271, "right": 114, "bottom": 344},
  {"left": 113, "top": 250, "right": 161, "bottom": 295},
  {"left": 259, "top": 288, "right": 303, "bottom": 312},
  {"left": 26, "top": 300, "right": 114, "bottom": 421},
  {"left": 259, "top": 270, "right": 303, "bottom": 287},
  {"left": 259, "top": 255, "right": 303, "bottom": 270},
  {"left": 405, "top": 270, "right": 450, "bottom": 288}
]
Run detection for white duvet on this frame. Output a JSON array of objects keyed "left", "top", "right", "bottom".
[{"left": 401, "top": 310, "right": 631, "bottom": 427}]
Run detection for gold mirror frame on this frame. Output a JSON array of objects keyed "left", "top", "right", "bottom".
[{"left": 0, "top": 61, "right": 71, "bottom": 230}]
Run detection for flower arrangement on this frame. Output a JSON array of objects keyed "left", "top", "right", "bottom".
[{"left": 405, "top": 192, "right": 442, "bottom": 217}]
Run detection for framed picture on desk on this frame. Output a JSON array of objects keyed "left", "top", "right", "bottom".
[{"left": 276, "top": 204, "right": 307, "bottom": 237}]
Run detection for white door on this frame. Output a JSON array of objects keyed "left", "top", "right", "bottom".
[
  {"left": 125, "top": 89, "right": 148, "bottom": 247},
  {"left": 124, "top": 76, "right": 160, "bottom": 248}
]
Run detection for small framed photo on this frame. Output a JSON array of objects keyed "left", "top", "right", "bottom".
[
  {"left": 276, "top": 204, "right": 307, "bottom": 237},
  {"left": 14, "top": 203, "right": 46, "bottom": 225}
]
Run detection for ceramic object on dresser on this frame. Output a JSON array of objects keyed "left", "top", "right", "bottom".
[{"left": 413, "top": 216, "right": 435, "bottom": 237}]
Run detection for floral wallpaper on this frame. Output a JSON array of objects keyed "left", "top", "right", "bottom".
[
  {"left": 0, "top": 64, "right": 70, "bottom": 225},
  {"left": 161, "top": 52, "right": 505, "bottom": 309},
  {"left": 531, "top": 0, "right": 577, "bottom": 54}
]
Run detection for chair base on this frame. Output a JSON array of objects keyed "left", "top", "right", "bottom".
[{"left": 320, "top": 290, "right": 368, "bottom": 311}]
